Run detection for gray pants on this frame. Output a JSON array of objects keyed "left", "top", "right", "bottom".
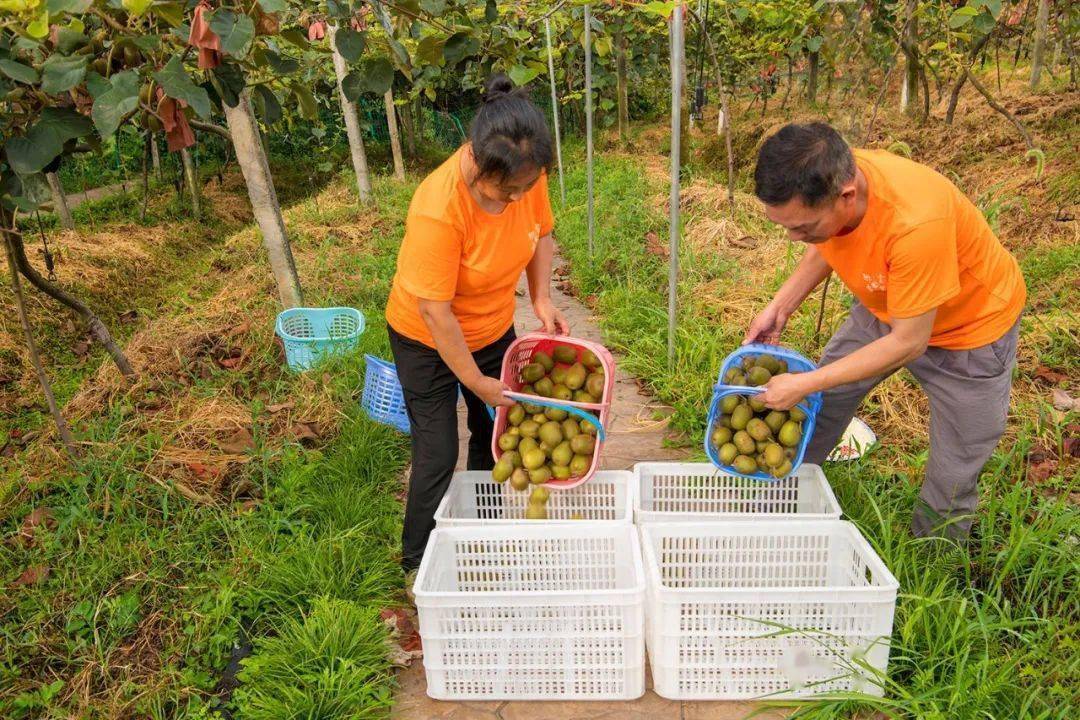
[{"left": 803, "top": 302, "right": 1020, "bottom": 539}]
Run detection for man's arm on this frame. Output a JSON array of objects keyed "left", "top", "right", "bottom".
[
  {"left": 744, "top": 245, "right": 832, "bottom": 344},
  {"left": 760, "top": 309, "right": 936, "bottom": 410}
]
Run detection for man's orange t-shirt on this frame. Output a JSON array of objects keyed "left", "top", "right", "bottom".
[
  {"left": 816, "top": 149, "right": 1025, "bottom": 350},
  {"left": 385, "top": 147, "right": 554, "bottom": 350}
]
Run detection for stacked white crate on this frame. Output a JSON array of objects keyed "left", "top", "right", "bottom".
[{"left": 633, "top": 462, "right": 898, "bottom": 700}]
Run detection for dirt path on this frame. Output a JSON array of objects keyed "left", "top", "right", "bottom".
[{"left": 391, "top": 251, "right": 788, "bottom": 720}]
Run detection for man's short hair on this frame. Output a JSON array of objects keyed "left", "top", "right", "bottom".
[{"left": 753, "top": 122, "right": 856, "bottom": 207}]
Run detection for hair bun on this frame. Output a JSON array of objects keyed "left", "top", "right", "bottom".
[{"left": 484, "top": 74, "right": 515, "bottom": 103}]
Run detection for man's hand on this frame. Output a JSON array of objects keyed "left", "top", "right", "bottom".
[
  {"left": 469, "top": 375, "right": 515, "bottom": 408},
  {"left": 533, "top": 296, "right": 570, "bottom": 335},
  {"left": 744, "top": 302, "right": 790, "bottom": 345},
  {"left": 759, "top": 372, "right": 815, "bottom": 411}
]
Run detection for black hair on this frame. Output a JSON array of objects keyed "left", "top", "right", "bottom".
[
  {"left": 753, "top": 122, "right": 856, "bottom": 207},
  {"left": 468, "top": 74, "right": 553, "bottom": 183}
]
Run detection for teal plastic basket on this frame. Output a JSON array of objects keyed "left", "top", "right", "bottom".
[{"left": 275, "top": 307, "right": 365, "bottom": 371}]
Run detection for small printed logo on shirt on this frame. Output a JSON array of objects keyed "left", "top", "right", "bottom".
[
  {"left": 528, "top": 223, "right": 540, "bottom": 251},
  {"left": 862, "top": 272, "right": 886, "bottom": 293}
]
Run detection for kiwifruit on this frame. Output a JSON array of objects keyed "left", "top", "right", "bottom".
[
  {"left": 756, "top": 440, "right": 769, "bottom": 453},
  {"left": 719, "top": 414, "right": 733, "bottom": 429},
  {"left": 518, "top": 437, "right": 539, "bottom": 455},
  {"left": 539, "top": 440, "right": 554, "bottom": 457},
  {"left": 533, "top": 351, "right": 554, "bottom": 372},
  {"left": 521, "top": 362, "right": 545, "bottom": 384},
  {"left": 785, "top": 447, "right": 796, "bottom": 460},
  {"left": 522, "top": 448, "right": 546, "bottom": 470},
  {"left": 581, "top": 349, "right": 601, "bottom": 370},
  {"left": 498, "top": 433, "right": 519, "bottom": 451},
  {"left": 532, "top": 413, "right": 548, "bottom": 424},
  {"left": 770, "top": 459, "right": 793, "bottom": 478},
  {"left": 756, "top": 354, "right": 779, "bottom": 374},
  {"left": 552, "top": 441, "right": 573, "bottom": 467},
  {"left": 550, "top": 366, "right": 568, "bottom": 385},
  {"left": 508, "top": 426, "right": 520, "bottom": 436},
  {"left": 561, "top": 418, "right": 580, "bottom": 440},
  {"left": 733, "top": 454, "right": 758, "bottom": 474},
  {"left": 775, "top": 359, "right": 789, "bottom": 374},
  {"left": 579, "top": 418, "right": 598, "bottom": 435},
  {"left": 539, "top": 421, "right": 563, "bottom": 447},
  {"left": 565, "top": 363, "right": 587, "bottom": 390},
  {"left": 731, "top": 404, "right": 753, "bottom": 431},
  {"left": 569, "top": 454, "right": 590, "bottom": 476},
  {"left": 570, "top": 434, "right": 595, "bottom": 456},
  {"left": 729, "top": 370, "right": 746, "bottom": 385},
  {"left": 789, "top": 406, "right": 807, "bottom": 422},
  {"left": 747, "top": 418, "right": 772, "bottom": 441},
  {"left": 545, "top": 405, "right": 568, "bottom": 421},
  {"left": 519, "top": 420, "right": 540, "bottom": 439},
  {"left": 586, "top": 373, "right": 604, "bottom": 399},
  {"left": 748, "top": 395, "right": 767, "bottom": 413},
  {"left": 553, "top": 345, "right": 577, "bottom": 364},
  {"left": 720, "top": 395, "right": 741, "bottom": 414},
  {"left": 523, "top": 399, "right": 543, "bottom": 414},
  {"left": 551, "top": 465, "right": 571, "bottom": 480},
  {"left": 491, "top": 460, "right": 513, "bottom": 482},
  {"left": 779, "top": 421, "right": 802, "bottom": 447},
  {"left": 724, "top": 367, "right": 741, "bottom": 383},
  {"left": 534, "top": 377, "right": 554, "bottom": 397},
  {"left": 747, "top": 366, "right": 772, "bottom": 386},
  {"left": 530, "top": 485, "right": 550, "bottom": 504},
  {"left": 719, "top": 442, "right": 738, "bottom": 464},
  {"left": 734, "top": 430, "right": 756, "bottom": 455},
  {"left": 552, "top": 384, "right": 573, "bottom": 401},
  {"left": 711, "top": 426, "right": 733, "bottom": 448},
  {"left": 742, "top": 355, "right": 758, "bottom": 371},
  {"left": 764, "top": 410, "right": 787, "bottom": 434},
  {"left": 502, "top": 450, "right": 522, "bottom": 468},
  {"left": 510, "top": 468, "right": 530, "bottom": 491},
  {"left": 525, "top": 501, "right": 547, "bottom": 519},
  {"left": 508, "top": 404, "right": 526, "bottom": 426},
  {"left": 573, "top": 390, "right": 596, "bottom": 404},
  {"left": 764, "top": 443, "right": 785, "bottom": 468},
  {"left": 529, "top": 466, "right": 551, "bottom": 484}
]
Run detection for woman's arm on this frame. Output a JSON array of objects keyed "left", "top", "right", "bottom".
[
  {"left": 524, "top": 233, "right": 569, "bottom": 334},
  {"left": 418, "top": 298, "right": 513, "bottom": 407}
]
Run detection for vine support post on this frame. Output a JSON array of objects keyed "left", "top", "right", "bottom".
[
  {"left": 384, "top": 88, "right": 406, "bottom": 180},
  {"left": 667, "top": 3, "right": 684, "bottom": 370},
  {"left": 45, "top": 172, "right": 73, "bottom": 231},
  {"left": 584, "top": 4, "right": 595, "bottom": 257},
  {"left": 329, "top": 24, "right": 372, "bottom": 203},
  {"left": 179, "top": 147, "right": 200, "bottom": 219},
  {"left": 223, "top": 88, "right": 303, "bottom": 309},
  {"left": 544, "top": 17, "right": 566, "bottom": 207},
  {"left": 1030, "top": 0, "right": 1050, "bottom": 89}
]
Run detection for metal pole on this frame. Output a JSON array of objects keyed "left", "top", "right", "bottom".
[
  {"left": 545, "top": 17, "right": 567, "bottom": 206},
  {"left": 584, "top": 4, "right": 595, "bottom": 256},
  {"left": 667, "top": 4, "right": 683, "bottom": 369}
]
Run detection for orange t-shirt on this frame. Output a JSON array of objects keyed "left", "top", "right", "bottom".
[
  {"left": 816, "top": 149, "right": 1025, "bottom": 350},
  {"left": 385, "top": 147, "right": 555, "bottom": 350}
]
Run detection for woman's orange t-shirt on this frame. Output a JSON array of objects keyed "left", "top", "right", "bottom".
[
  {"left": 385, "top": 148, "right": 554, "bottom": 350},
  {"left": 816, "top": 149, "right": 1026, "bottom": 350}
]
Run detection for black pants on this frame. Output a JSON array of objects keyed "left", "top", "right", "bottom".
[{"left": 388, "top": 323, "right": 515, "bottom": 571}]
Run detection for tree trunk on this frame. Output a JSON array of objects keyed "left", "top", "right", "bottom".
[
  {"left": 946, "top": 31, "right": 995, "bottom": 125},
  {"left": 806, "top": 51, "right": 820, "bottom": 103},
  {"left": 780, "top": 58, "right": 793, "bottom": 111},
  {"left": 1029, "top": 0, "right": 1050, "bottom": 89},
  {"left": 223, "top": 89, "right": 304, "bottom": 308},
  {"left": 384, "top": 89, "right": 405, "bottom": 180},
  {"left": 3, "top": 227, "right": 78, "bottom": 461},
  {"left": 965, "top": 69, "right": 1037, "bottom": 150},
  {"left": 45, "top": 172, "right": 74, "bottom": 231},
  {"left": 901, "top": 0, "right": 919, "bottom": 115},
  {"left": 5, "top": 221, "right": 135, "bottom": 378},
  {"left": 615, "top": 29, "right": 629, "bottom": 140},
  {"left": 328, "top": 25, "right": 372, "bottom": 202},
  {"left": 180, "top": 147, "right": 200, "bottom": 219},
  {"left": 150, "top": 135, "right": 161, "bottom": 179},
  {"left": 400, "top": 96, "right": 416, "bottom": 158}
]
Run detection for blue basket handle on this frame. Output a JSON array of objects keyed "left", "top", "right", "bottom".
[{"left": 498, "top": 391, "right": 606, "bottom": 442}]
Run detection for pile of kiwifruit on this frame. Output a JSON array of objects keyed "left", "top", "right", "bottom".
[
  {"left": 710, "top": 352, "right": 807, "bottom": 478},
  {"left": 491, "top": 344, "right": 605, "bottom": 519}
]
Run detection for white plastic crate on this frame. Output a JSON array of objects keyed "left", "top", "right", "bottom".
[
  {"left": 413, "top": 524, "right": 646, "bottom": 701},
  {"left": 634, "top": 462, "right": 841, "bottom": 523},
  {"left": 640, "top": 521, "right": 898, "bottom": 700},
  {"left": 434, "top": 470, "right": 634, "bottom": 526}
]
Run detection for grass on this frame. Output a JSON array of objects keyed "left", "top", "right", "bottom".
[{"left": 551, "top": 142, "right": 1079, "bottom": 718}]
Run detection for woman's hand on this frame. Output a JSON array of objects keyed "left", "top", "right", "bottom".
[
  {"left": 743, "top": 302, "right": 790, "bottom": 345},
  {"left": 533, "top": 296, "right": 570, "bottom": 335},
  {"left": 468, "top": 375, "right": 515, "bottom": 408}
]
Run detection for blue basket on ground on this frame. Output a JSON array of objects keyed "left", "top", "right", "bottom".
[
  {"left": 362, "top": 355, "right": 410, "bottom": 433},
  {"left": 275, "top": 307, "right": 365, "bottom": 371},
  {"left": 704, "top": 343, "right": 824, "bottom": 482}
]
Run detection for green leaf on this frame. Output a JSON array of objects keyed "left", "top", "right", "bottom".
[
  {"left": 151, "top": 2, "right": 184, "bottom": 27},
  {"left": 132, "top": 35, "right": 160, "bottom": 53},
  {"left": 121, "top": 0, "right": 152, "bottom": 18},
  {"left": 257, "top": 0, "right": 287, "bottom": 11},
  {"left": 154, "top": 56, "right": 211, "bottom": 118},
  {"left": 387, "top": 37, "right": 411, "bottom": 72},
  {"left": 415, "top": 35, "right": 444, "bottom": 66},
  {"left": 419, "top": 0, "right": 445, "bottom": 14},
  {"left": 253, "top": 84, "right": 281, "bottom": 125},
  {"left": 508, "top": 64, "right": 539, "bottom": 86},
  {"left": 84, "top": 70, "right": 109, "bottom": 97},
  {"left": 341, "top": 57, "right": 395, "bottom": 100},
  {"left": 290, "top": 82, "right": 317, "bottom": 120},
  {"left": 211, "top": 62, "right": 246, "bottom": 108},
  {"left": 210, "top": 9, "right": 254, "bottom": 58},
  {"left": 640, "top": 1, "right": 677, "bottom": 17},
  {"left": 40, "top": 53, "right": 86, "bottom": 93},
  {"left": 443, "top": 31, "right": 472, "bottom": 67},
  {"left": 5, "top": 107, "right": 93, "bottom": 175},
  {"left": 279, "top": 28, "right": 311, "bottom": 50},
  {"left": 341, "top": 70, "right": 363, "bottom": 102},
  {"left": 0, "top": 58, "right": 39, "bottom": 84},
  {"left": 91, "top": 69, "right": 139, "bottom": 138},
  {"left": 600, "top": 98, "right": 614, "bottom": 111},
  {"left": 27, "top": 10, "right": 50, "bottom": 39},
  {"left": 594, "top": 35, "right": 612, "bottom": 57},
  {"left": 53, "top": 28, "right": 88, "bottom": 54},
  {"left": 484, "top": 0, "right": 497, "bottom": 23},
  {"left": 928, "top": 41, "right": 948, "bottom": 51},
  {"left": 806, "top": 36, "right": 823, "bottom": 53},
  {"left": 46, "top": 0, "right": 91, "bottom": 13},
  {"left": 948, "top": 6, "right": 978, "bottom": 28},
  {"left": 264, "top": 50, "right": 300, "bottom": 75},
  {"left": 334, "top": 27, "right": 365, "bottom": 63}
]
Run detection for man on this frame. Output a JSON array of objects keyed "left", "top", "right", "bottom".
[{"left": 745, "top": 122, "right": 1025, "bottom": 539}]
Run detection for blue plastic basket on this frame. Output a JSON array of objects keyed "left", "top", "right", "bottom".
[
  {"left": 704, "top": 343, "right": 824, "bottom": 482},
  {"left": 362, "top": 355, "right": 410, "bottom": 433},
  {"left": 275, "top": 307, "right": 365, "bottom": 371}
]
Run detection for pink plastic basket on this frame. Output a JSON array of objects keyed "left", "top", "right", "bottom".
[{"left": 492, "top": 333, "right": 615, "bottom": 490}]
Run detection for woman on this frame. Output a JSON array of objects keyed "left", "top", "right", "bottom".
[{"left": 386, "top": 75, "right": 569, "bottom": 573}]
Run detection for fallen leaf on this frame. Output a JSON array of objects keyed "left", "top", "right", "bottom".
[
  {"left": 266, "top": 401, "right": 295, "bottom": 414},
  {"left": 1027, "top": 458, "right": 1058, "bottom": 483},
  {"left": 728, "top": 235, "right": 759, "bottom": 249},
  {"left": 72, "top": 339, "right": 91, "bottom": 357},
  {"left": 219, "top": 427, "right": 255, "bottom": 455},
  {"left": 18, "top": 508, "right": 55, "bottom": 547},
  {"left": 1051, "top": 388, "right": 1080, "bottom": 412},
  {"left": 645, "top": 230, "right": 669, "bottom": 258},
  {"left": 381, "top": 607, "right": 423, "bottom": 667},
  {"left": 118, "top": 309, "right": 139, "bottom": 324},
  {"left": 288, "top": 422, "right": 320, "bottom": 446},
  {"left": 186, "top": 462, "right": 212, "bottom": 479},
  {"left": 1034, "top": 366, "right": 1068, "bottom": 385},
  {"left": 12, "top": 565, "right": 50, "bottom": 587},
  {"left": 218, "top": 354, "right": 245, "bottom": 369},
  {"left": 228, "top": 321, "right": 252, "bottom": 337},
  {"left": 584, "top": 294, "right": 598, "bottom": 307}
]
